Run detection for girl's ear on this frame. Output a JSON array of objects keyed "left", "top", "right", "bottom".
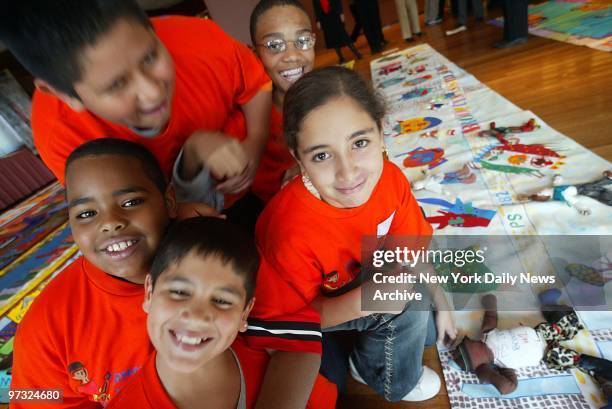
[
  {"left": 239, "top": 298, "right": 255, "bottom": 332},
  {"left": 143, "top": 274, "right": 154, "bottom": 313},
  {"left": 290, "top": 150, "right": 306, "bottom": 173},
  {"left": 164, "top": 184, "right": 178, "bottom": 219}
]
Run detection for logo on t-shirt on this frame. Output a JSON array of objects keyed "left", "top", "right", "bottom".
[{"left": 377, "top": 211, "right": 396, "bottom": 237}]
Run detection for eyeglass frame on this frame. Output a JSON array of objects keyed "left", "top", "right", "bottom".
[{"left": 254, "top": 32, "right": 317, "bottom": 54}]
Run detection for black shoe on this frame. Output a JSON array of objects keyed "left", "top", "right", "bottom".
[
  {"left": 415, "top": 32, "right": 423, "bottom": 37},
  {"left": 405, "top": 37, "right": 414, "bottom": 42},
  {"left": 493, "top": 37, "right": 528, "bottom": 49}
]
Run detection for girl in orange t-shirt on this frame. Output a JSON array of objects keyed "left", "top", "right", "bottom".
[{"left": 252, "top": 66, "right": 457, "bottom": 402}]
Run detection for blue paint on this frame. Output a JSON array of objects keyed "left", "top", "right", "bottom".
[{"left": 461, "top": 374, "right": 581, "bottom": 399}]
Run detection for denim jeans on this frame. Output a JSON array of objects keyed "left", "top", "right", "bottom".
[{"left": 321, "top": 293, "right": 436, "bottom": 402}]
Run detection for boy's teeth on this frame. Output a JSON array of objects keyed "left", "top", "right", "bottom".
[
  {"left": 280, "top": 67, "right": 304, "bottom": 82},
  {"left": 106, "top": 240, "right": 135, "bottom": 252},
  {"left": 176, "top": 333, "right": 206, "bottom": 345}
]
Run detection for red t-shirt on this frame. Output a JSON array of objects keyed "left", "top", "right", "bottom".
[
  {"left": 107, "top": 336, "right": 336, "bottom": 409},
  {"left": 251, "top": 160, "right": 433, "bottom": 320},
  {"left": 10, "top": 257, "right": 153, "bottom": 408},
  {"left": 251, "top": 106, "right": 295, "bottom": 202},
  {"left": 32, "top": 16, "right": 269, "bottom": 184},
  {"left": 106, "top": 336, "right": 268, "bottom": 409}
]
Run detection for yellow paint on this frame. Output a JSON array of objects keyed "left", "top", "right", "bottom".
[
  {"left": 399, "top": 118, "right": 431, "bottom": 134},
  {"left": 575, "top": 371, "right": 586, "bottom": 384}
]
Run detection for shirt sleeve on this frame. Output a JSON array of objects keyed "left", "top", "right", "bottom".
[
  {"left": 32, "top": 107, "right": 77, "bottom": 185},
  {"left": 245, "top": 307, "right": 322, "bottom": 354},
  {"left": 246, "top": 248, "right": 323, "bottom": 354},
  {"left": 10, "top": 304, "right": 98, "bottom": 409},
  {"left": 171, "top": 149, "right": 224, "bottom": 211},
  {"left": 225, "top": 26, "right": 270, "bottom": 106}
]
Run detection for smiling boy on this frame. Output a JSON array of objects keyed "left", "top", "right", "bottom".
[
  {"left": 10, "top": 139, "right": 177, "bottom": 407},
  {"left": 106, "top": 217, "right": 266, "bottom": 409},
  {"left": 0, "top": 0, "right": 271, "bottom": 194}
]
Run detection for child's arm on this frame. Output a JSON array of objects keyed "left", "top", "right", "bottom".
[
  {"left": 255, "top": 351, "right": 321, "bottom": 409},
  {"left": 311, "top": 286, "right": 367, "bottom": 329},
  {"left": 218, "top": 88, "right": 272, "bottom": 194}
]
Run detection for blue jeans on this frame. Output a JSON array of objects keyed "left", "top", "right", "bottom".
[{"left": 321, "top": 295, "right": 436, "bottom": 402}]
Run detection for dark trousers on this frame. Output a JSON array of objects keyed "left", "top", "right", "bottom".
[
  {"left": 502, "top": 0, "right": 528, "bottom": 40},
  {"left": 354, "top": 0, "right": 383, "bottom": 52}
]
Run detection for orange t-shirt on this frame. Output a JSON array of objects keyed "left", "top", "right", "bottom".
[
  {"left": 106, "top": 336, "right": 267, "bottom": 409},
  {"left": 251, "top": 160, "right": 433, "bottom": 321},
  {"left": 10, "top": 257, "right": 153, "bottom": 408},
  {"left": 251, "top": 105, "right": 295, "bottom": 202},
  {"left": 32, "top": 16, "right": 269, "bottom": 184},
  {"left": 106, "top": 336, "right": 337, "bottom": 409}
]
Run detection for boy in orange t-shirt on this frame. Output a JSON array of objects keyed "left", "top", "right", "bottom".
[
  {"left": 0, "top": 0, "right": 271, "bottom": 201},
  {"left": 10, "top": 139, "right": 324, "bottom": 408},
  {"left": 10, "top": 139, "right": 177, "bottom": 408},
  {"left": 107, "top": 217, "right": 336, "bottom": 409},
  {"left": 211, "top": 0, "right": 316, "bottom": 205}
]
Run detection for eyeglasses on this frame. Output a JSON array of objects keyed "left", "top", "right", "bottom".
[{"left": 256, "top": 33, "right": 316, "bottom": 54}]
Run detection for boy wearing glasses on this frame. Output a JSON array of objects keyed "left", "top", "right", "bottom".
[{"left": 204, "top": 0, "right": 317, "bottom": 205}]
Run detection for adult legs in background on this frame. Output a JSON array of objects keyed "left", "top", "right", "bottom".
[
  {"left": 355, "top": 0, "right": 383, "bottom": 53},
  {"left": 425, "top": 0, "right": 441, "bottom": 25},
  {"left": 334, "top": 46, "right": 346, "bottom": 63},
  {"left": 373, "top": 0, "right": 388, "bottom": 46},
  {"left": 394, "top": 0, "right": 421, "bottom": 41},
  {"left": 349, "top": 1, "right": 362, "bottom": 42},
  {"left": 438, "top": 0, "right": 446, "bottom": 19},
  {"left": 495, "top": 0, "right": 528, "bottom": 48},
  {"left": 446, "top": 0, "right": 483, "bottom": 35}
]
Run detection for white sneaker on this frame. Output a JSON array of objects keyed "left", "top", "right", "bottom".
[
  {"left": 446, "top": 25, "right": 467, "bottom": 36},
  {"left": 400, "top": 366, "right": 441, "bottom": 401},
  {"left": 349, "top": 358, "right": 441, "bottom": 401}
]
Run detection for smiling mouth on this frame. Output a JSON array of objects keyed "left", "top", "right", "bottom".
[
  {"left": 279, "top": 66, "right": 304, "bottom": 83},
  {"left": 336, "top": 179, "right": 367, "bottom": 195},
  {"left": 140, "top": 100, "right": 167, "bottom": 116},
  {"left": 100, "top": 239, "right": 140, "bottom": 260},
  {"left": 170, "top": 330, "right": 212, "bottom": 351}
]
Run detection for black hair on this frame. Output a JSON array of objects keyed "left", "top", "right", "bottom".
[
  {"left": 283, "top": 66, "right": 386, "bottom": 155},
  {"left": 0, "top": 0, "right": 151, "bottom": 97},
  {"left": 150, "top": 217, "right": 260, "bottom": 304},
  {"left": 249, "top": 0, "right": 309, "bottom": 45},
  {"left": 65, "top": 138, "right": 166, "bottom": 193}
]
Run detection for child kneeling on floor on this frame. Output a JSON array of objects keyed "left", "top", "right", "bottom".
[{"left": 251, "top": 66, "right": 457, "bottom": 402}]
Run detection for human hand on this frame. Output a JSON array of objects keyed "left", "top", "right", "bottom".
[
  {"left": 176, "top": 202, "right": 226, "bottom": 221},
  {"left": 185, "top": 132, "right": 248, "bottom": 181},
  {"left": 216, "top": 138, "right": 263, "bottom": 194},
  {"left": 217, "top": 161, "right": 256, "bottom": 194},
  {"left": 435, "top": 310, "right": 457, "bottom": 345}
]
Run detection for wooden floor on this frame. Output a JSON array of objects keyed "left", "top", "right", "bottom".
[{"left": 314, "top": 13, "right": 612, "bottom": 409}]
